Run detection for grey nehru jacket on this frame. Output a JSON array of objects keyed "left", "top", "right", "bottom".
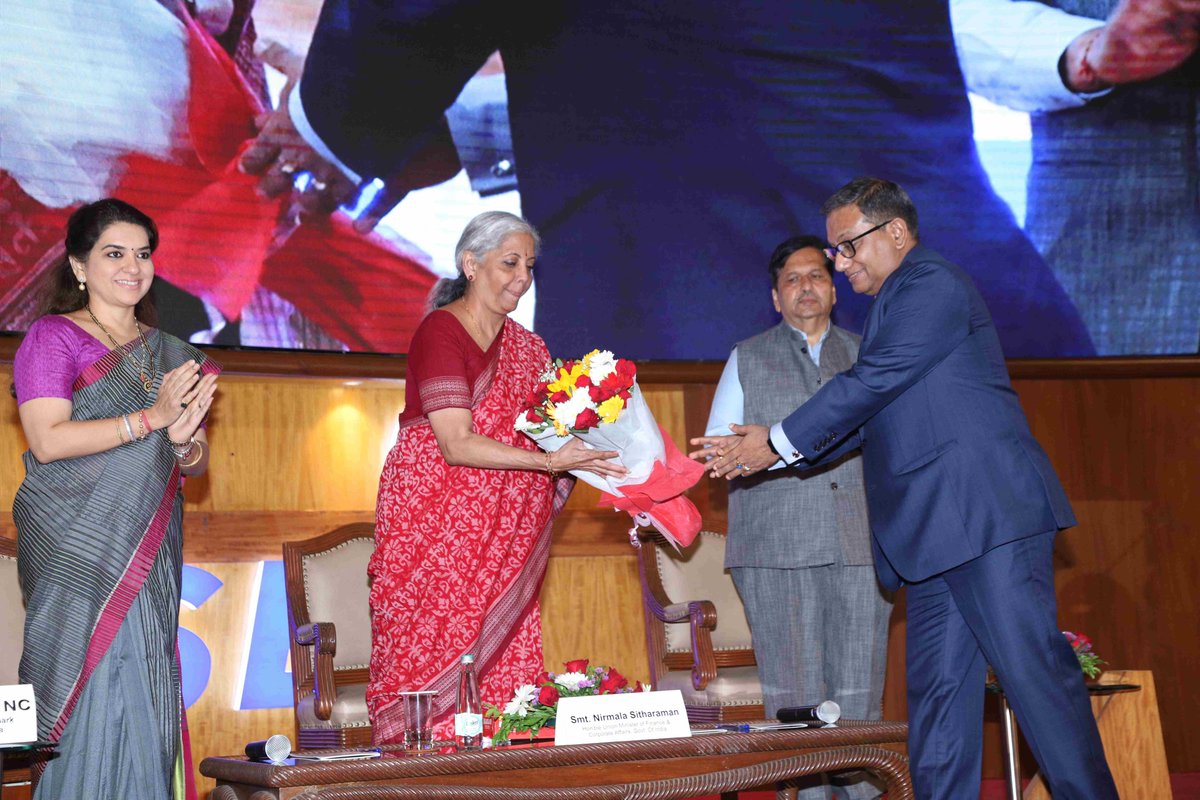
[{"left": 726, "top": 322, "right": 872, "bottom": 569}]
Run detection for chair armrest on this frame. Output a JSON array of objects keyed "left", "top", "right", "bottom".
[
  {"left": 296, "top": 622, "right": 338, "bottom": 720},
  {"left": 636, "top": 540, "right": 721, "bottom": 691},
  {"left": 685, "top": 600, "right": 719, "bottom": 691}
]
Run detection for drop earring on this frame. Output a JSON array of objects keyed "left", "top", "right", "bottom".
[{"left": 78, "top": 278, "right": 86, "bottom": 291}]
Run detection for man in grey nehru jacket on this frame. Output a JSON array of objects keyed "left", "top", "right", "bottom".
[{"left": 704, "top": 235, "right": 892, "bottom": 800}]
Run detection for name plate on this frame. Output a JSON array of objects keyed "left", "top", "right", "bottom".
[
  {"left": 554, "top": 689, "right": 690, "bottom": 746},
  {"left": 0, "top": 685, "right": 37, "bottom": 745}
]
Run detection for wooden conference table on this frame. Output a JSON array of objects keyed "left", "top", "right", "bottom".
[{"left": 201, "top": 720, "right": 910, "bottom": 800}]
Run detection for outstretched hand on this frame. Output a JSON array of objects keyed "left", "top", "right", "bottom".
[
  {"left": 238, "top": 82, "right": 358, "bottom": 215},
  {"left": 550, "top": 437, "right": 628, "bottom": 479},
  {"left": 1063, "top": 0, "right": 1200, "bottom": 91},
  {"left": 688, "top": 423, "right": 778, "bottom": 479}
]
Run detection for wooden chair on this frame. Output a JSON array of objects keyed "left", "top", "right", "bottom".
[
  {"left": 636, "top": 529, "right": 764, "bottom": 723},
  {"left": 283, "top": 523, "right": 376, "bottom": 748}
]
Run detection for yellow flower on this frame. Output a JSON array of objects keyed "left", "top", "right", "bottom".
[
  {"left": 597, "top": 395, "right": 626, "bottom": 424},
  {"left": 546, "top": 361, "right": 585, "bottom": 396}
]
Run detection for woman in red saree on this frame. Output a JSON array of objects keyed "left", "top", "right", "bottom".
[{"left": 369, "top": 211, "right": 625, "bottom": 743}]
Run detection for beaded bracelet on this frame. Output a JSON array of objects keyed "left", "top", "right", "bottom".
[
  {"left": 169, "top": 435, "right": 195, "bottom": 459},
  {"left": 139, "top": 409, "right": 153, "bottom": 435}
]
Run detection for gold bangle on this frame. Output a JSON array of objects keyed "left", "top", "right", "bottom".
[
  {"left": 545, "top": 451, "right": 557, "bottom": 478},
  {"left": 180, "top": 440, "right": 203, "bottom": 469}
]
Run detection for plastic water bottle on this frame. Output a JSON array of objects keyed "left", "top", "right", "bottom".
[{"left": 455, "top": 653, "right": 483, "bottom": 750}]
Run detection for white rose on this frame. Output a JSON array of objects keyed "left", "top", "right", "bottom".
[
  {"left": 549, "top": 390, "right": 595, "bottom": 430},
  {"left": 587, "top": 350, "right": 617, "bottom": 384}
]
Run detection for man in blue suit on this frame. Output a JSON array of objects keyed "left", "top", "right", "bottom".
[{"left": 691, "top": 178, "right": 1117, "bottom": 798}]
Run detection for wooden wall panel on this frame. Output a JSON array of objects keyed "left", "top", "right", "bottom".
[
  {"left": 2, "top": 358, "right": 1198, "bottom": 788},
  {"left": 540, "top": 555, "right": 650, "bottom": 684}
]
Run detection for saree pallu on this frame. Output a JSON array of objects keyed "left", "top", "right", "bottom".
[
  {"left": 369, "top": 318, "right": 571, "bottom": 743},
  {"left": 13, "top": 329, "right": 218, "bottom": 800}
]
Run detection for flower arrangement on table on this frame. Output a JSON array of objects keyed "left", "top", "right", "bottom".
[
  {"left": 515, "top": 350, "right": 705, "bottom": 548},
  {"left": 486, "top": 659, "right": 647, "bottom": 746},
  {"left": 1063, "top": 631, "right": 1105, "bottom": 679},
  {"left": 987, "top": 630, "right": 1106, "bottom": 690}
]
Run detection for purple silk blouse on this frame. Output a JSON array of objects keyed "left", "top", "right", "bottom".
[{"left": 14, "top": 315, "right": 124, "bottom": 406}]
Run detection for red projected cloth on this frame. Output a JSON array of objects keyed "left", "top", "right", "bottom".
[{"left": 0, "top": 3, "right": 435, "bottom": 353}]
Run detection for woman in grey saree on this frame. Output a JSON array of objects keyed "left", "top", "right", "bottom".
[{"left": 11, "top": 199, "right": 219, "bottom": 800}]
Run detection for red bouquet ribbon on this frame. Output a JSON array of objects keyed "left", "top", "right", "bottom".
[{"left": 598, "top": 425, "right": 705, "bottom": 548}]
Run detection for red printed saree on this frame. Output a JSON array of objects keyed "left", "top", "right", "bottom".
[{"left": 369, "top": 317, "right": 570, "bottom": 742}]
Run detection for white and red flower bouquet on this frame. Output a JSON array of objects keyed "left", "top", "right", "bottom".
[
  {"left": 485, "top": 659, "right": 647, "bottom": 746},
  {"left": 515, "top": 350, "right": 704, "bottom": 548}
]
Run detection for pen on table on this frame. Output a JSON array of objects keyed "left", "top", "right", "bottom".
[{"left": 715, "top": 723, "right": 751, "bottom": 732}]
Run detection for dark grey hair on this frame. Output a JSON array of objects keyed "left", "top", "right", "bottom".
[
  {"left": 821, "top": 177, "right": 919, "bottom": 240},
  {"left": 768, "top": 234, "right": 833, "bottom": 287},
  {"left": 427, "top": 211, "right": 542, "bottom": 309}
]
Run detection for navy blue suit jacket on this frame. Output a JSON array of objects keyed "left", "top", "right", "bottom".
[
  {"left": 781, "top": 245, "right": 1075, "bottom": 590},
  {"left": 300, "top": 1, "right": 1094, "bottom": 359}
]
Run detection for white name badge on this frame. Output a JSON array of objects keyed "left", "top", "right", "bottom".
[
  {"left": 554, "top": 689, "right": 690, "bottom": 746},
  {"left": 0, "top": 685, "right": 37, "bottom": 745}
]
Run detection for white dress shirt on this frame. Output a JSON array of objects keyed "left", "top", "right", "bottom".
[
  {"left": 950, "top": 0, "right": 1112, "bottom": 113},
  {"left": 706, "top": 321, "right": 832, "bottom": 469}
]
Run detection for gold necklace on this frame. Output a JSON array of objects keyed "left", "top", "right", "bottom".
[
  {"left": 459, "top": 298, "right": 491, "bottom": 344},
  {"left": 86, "top": 305, "right": 157, "bottom": 392}
]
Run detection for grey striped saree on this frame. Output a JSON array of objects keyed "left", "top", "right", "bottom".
[{"left": 13, "top": 328, "right": 218, "bottom": 800}]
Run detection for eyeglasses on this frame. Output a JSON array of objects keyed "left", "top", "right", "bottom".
[{"left": 823, "top": 219, "right": 892, "bottom": 261}]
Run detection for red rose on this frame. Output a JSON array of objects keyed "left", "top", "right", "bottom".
[
  {"left": 525, "top": 409, "right": 542, "bottom": 422},
  {"left": 600, "top": 372, "right": 624, "bottom": 392},
  {"left": 536, "top": 670, "right": 554, "bottom": 685},
  {"left": 574, "top": 408, "right": 601, "bottom": 429},
  {"left": 575, "top": 373, "right": 592, "bottom": 387},
  {"left": 564, "top": 659, "right": 589, "bottom": 673},
  {"left": 550, "top": 390, "right": 570, "bottom": 404},
  {"left": 599, "top": 669, "right": 628, "bottom": 694},
  {"left": 588, "top": 384, "right": 607, "bottom": 404},
  {"left": 616, "top": 359, "right": 637, "bottom": 379},
  {"left": 537, "top": 685, "right": 560, "bottom": 706}
]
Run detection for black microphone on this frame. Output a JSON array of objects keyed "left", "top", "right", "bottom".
[
  {"left": 776, "top": 700, "right": 841, "bottom": 725},
  {"left": 245, "top": 734, "right": 292, "bottom": 763}
]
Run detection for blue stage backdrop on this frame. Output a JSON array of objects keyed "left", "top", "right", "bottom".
[{"left": 2, "top": 1, "right": 1196, "bottom": 358}]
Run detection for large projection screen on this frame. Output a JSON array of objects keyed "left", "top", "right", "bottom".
[{"left": 3, "top": 1, "right": 1196, "bottom": 359}]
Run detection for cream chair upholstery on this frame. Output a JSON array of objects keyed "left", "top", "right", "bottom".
[
  {"left": 0, "top": 538, "right": 24, "bottom": 687},
  {"left": 636, "top": 530, "right": 764, "bottom": 723},
  {"left": 283, "top": 523, "right": 375, "bottom": 748},
  {"left": 0, "top": 537, "right": 25, "bottom": 681},
  {"left": 1, "top": 537, "right": 33, "bottom": 795}
]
